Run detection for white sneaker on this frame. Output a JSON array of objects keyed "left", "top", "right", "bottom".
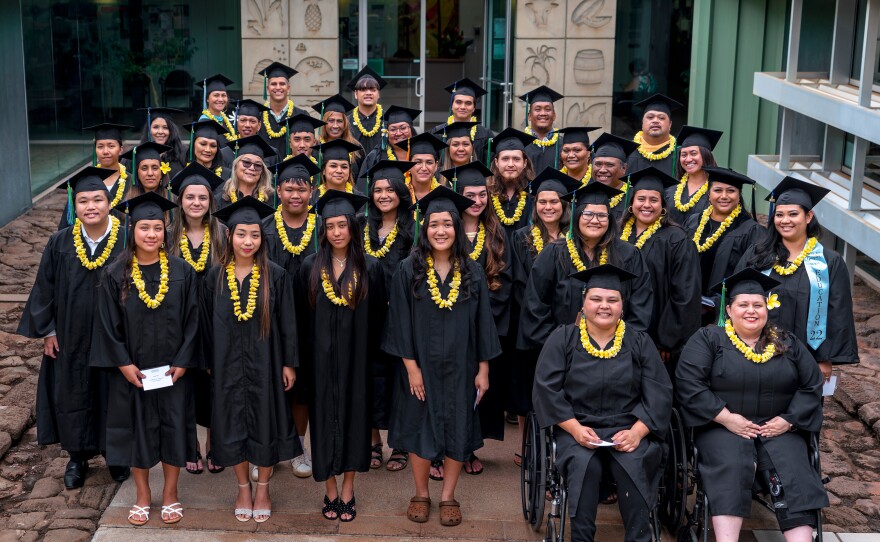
[
  {"left": 290, "top": 454, "right": 312, "bottom": 478},
  {"left": 250, "top": 465, "right": 274, "bottom": 482}
]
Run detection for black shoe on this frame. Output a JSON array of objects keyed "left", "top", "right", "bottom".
[
  {"left": 64, "top": 460, "right": 89, "bottom": 489},
  {"left": 108, "top": 465, "right": 130, "bottom": 483}
]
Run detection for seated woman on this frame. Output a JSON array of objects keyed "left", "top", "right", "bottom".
[
  {"left": 533, "top": 264, "right": 672, "bottom": 542},
  {"left": 676, "top": 268, "right": 827, "bottom": 542}
]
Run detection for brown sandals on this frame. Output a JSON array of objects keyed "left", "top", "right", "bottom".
[
  {"left": 407, "top": 496, "right": 431, "bottom": 523},
  {"left": 439, "top": 499, "right": 462, "bottom": 526}
]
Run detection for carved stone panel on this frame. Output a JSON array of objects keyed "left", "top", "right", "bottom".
[
  {"left": 566, "top": 0, "right": 616, "bottom": 39},
  {"left": 564, "top": 97, "right": 611, "bottom": 134},
  {"left": 513, "top": 39, "right": 566, "bottom": 98},
  {"left": 563, "top": 39, "right": 614, "bottom": 97},
  {"left": 241, "top": 39, "right": 290, "bottom": 97},
  {"left": 515, "top": 0, "right": 567, "bottom": 39},
  {"left": 288, "top": 39, "right": 339, "bottom": 96},
  {"left": 242, "top": 0, "right": 289, "bottom": 39},
  {"left": 290, "top": 0, "right": 339, "bottom": 39}
]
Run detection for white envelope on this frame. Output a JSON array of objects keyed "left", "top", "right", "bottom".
[{"left": 141, "top": 365, "right": 174, "bottom": 391}]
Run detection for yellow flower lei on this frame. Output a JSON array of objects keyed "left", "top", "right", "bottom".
[
  {"left": 352, "top": 104, "right": 383, "bottom": 137},
  {"left": 318, "top": 182, "right": 353, "bottom": 196},
  {"left": 72, "top": 217, "right": 119, "bottom": 270},
  {"left": 363, "top": 223, "right": 399, "bottom": 258},
  {"left": 620, "top": 217, "right": 662, "bottom": 249},
  {"left": 561, "top": 164, "right": 592, "bottom": 186},
  {"left": 215, "top": 166, "right": 224, "bottom": 177},
  {"left": 580, "top": 318, "right": 625, "bottom": 359},
  {"left": 407, "top": 178, "right": 438, "bottom": 202},
  {"left": 525, "top": 125, "right": 558, "bottom": 148},
  {"left": 531, "top": 226, "right": 544, "bottom": 254},
  {"left": 773, "top": 237, "right": 818, "bottom": 276},
  {"left": 131, "top": 252, "right": 169, "bottom": 309},
  {"left": 262, "top": 99, "right": 294, "bottom": 138},
  {"left": 692, "top": 205, "right": 742, "bottom": 253},
  {"left": 725, "top": 320, "right": 776, "bottom": 363},
  {"left": 674, "top": 173, "right": 709, "bottom": 212},
  {"left": 491, "top": 191, "right": 527, "bottom": 226},
  {"left": 447, "top": 115, "right": 478, "bottom": 141},
  {"left": 275, "top": 208, "right": 315, "bottom": 255},
  {"left": 468, "top": 222, "right": 486, "bottom": 260},
  {"left": 179, "top": 226, "right": 211, "bottom": 272},
  {"left": 609, "top": 183, "right": 627, "bottom": 208},
  {"left": 321, "top": 269, "right": 355, "bottom": 307},
  {"left": 97, "top": 164, "right": 128, "bottom": 207},
  {"left": 567, "top": 237, "right": 607, "bottom": 271},
  {"left": 229, "top": 191, "right": 267, "bottom": 203},
  {"left": 426, "top": 255, "right": 461, "bottom": 310},
  {"left": 633, "top": 132, "right": 676, "bottom": 161},
  {"left": 226, "top": 260, "right": 260, "bottom": 321},
  {"left": 203, "top": 109, "right": 237, "bottom": 142}
]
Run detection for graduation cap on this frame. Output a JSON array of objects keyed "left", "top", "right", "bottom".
[
  {"left": 766, "top": 176, "right": 830, "bottom": 211},
  {"left": 120, "top": 141, "right": 171, "bottom": 164},
  {"left": 439, "top": 121, "right": 478, "bottom": 141},
  {"left": 409, "top": 185, "right": 474, "bottom": 217},
  {"left": 439, "top": 161, "right": 492, "bottom": 191},
  {"left": 710, "top": 267, "right": 781, "bottom": 325},
  {"left": 196, "top": 73, "right": 234, "bottom": 94},
  {"left": 518, "top": 85, "right": 564, "bottom": 106},
  {"left": 85, "top": 123, "right": 132, "bottom": 142},
  {"left": 168, "top": 162, "right": 226, "bottom": 195},
  {"left": 212, "top": 195, "right": 275, "bottom": 228},
  {"left": 558, "top": 127, "right": 601, "bottom": 147},
  {"left": 385, "top": 105, "right": 421, "bottom": 126},
  {"left": 528, "top": 167, "right": 581, "bottom": 197},
  {"left": 287, "top": 113, "right": 326, "bottom": 134},
  {"left": 367, "top": 160, "right": 417, "bottom": 184},
  {"left": 315, "top": 190, "right": 369, "bottom": 219},
  {"left": 347, "top": 65, "right": 388, "bottom": 91},
  {"left": 184, "top": 119, "right": 229, "bottom": 141},
  {"left": 627, "top": 166, "right": 678, "bottom": 194},
  {"left": 138, "top": 107, "right": 182, "bottom": 142},
  {"left": 569, "top": 263, "right": 638, "bottom": 294},
  {"left": 276, "top": 154, "right": 322, "bottom": 183},
  {"left": 312, "top": 139, "right": 361, "bottom": 162},
  {"left": 259, "top": 61, "right": 297, "bottom": 81},
  {"left": 312, "top": 94, "right": 356, "bottom": 116},
  {"left": 60, "top": 166, "right": 115, "bottom": 195},
  {"left": 235, "top": 99, "right": 270, "bottom": 119},
  {"left": 704, "top": 166, "right": 755, "bottom": 191},
  {"left": 635, "top": 94, "right": 683, "bottom": 117},
  {"left": 233, "top": 135, "right": 277, "bottom": 160},
  {"left": 563, "top": 180, "right": 624, "bottom": 211},
  {"left": 491, "top": 128, "right": 535, "bottom": 153},
  {"left": 445, "top": 78, "right": 487, "bottom": 99},
  {"left": 591, "top": 133, "right": 639, "bottom": 162},
  {"left": 402, "top": 133, "right": 448, "bottom": 157},
  {"left": 115, "top": 190, "right": 177, "bottom": 223},
  {"left": 677, "top": 125, "right": 723, "bottom": 151}
]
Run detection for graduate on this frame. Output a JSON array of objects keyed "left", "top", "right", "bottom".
[
  {"left": 625, "top": 94, "right": 683, "bottom": 176},
  {"left": 517, "top": 181, "right": 653, "bottom": 352},
  {"left": 202, "top": 196, "right": 299, "bottom": 524},
  {"left": 487, "top": 128, "right": 537, "bottom": 238},
  {"left": 167, "top": 163, "right": 227, "bottom": 476},
  {"left": 533, "top": 264, "right": 672, "bottom": 542},
  {"left": 262, "top": 154, "right": 322, "bottom": 479},
  {"left": 430, "top": 78, "right": 493, "bottom": 163},
  {"left": 121, "top": 142, "right": 172, "bottom": 198},
  {"left": 357, "top": 105, "right": 421, "bottom": 192},
  {"left": 258, "top": 61, "right": 309, "bottom": 159},
  {"left": 666, "top": 125, "right": 722, "bottom": 225},
  {"left": 438, "top": 121, "right": 479, "bottom": 172},
  {"left": 312, "top": 139, "right": 363, "bottom": 200},
  {"left": 589, "top": 133, "right": 639, "bottom": 223},
  {"left": 401, "top": 133, "right": 448, "bottom": 202},
  {"left": 137, "top": 106, "right": 187, "bottom": 179},
  {"left": 557, "top": 126, "right": 600, "bottom": 185},
  {"left": 618, "top": 167, "right": 702, "bottom": 371},
  {"left": 197, "top": 73, "right": 237, "bottom": 143},
  {"left": 676, "top": 268, "right": 827, "bottom": 542},
  {"left": 19, "top": 167, "right": 129, "bottom": 489},
  {"left": 383, "top": 186, "right": 501, "bottom": 527},
  {"left": 519, "top": 86, "right": 564, "bottom": 174},
  {"left": 215, "top": 135, "right": 278, "bottom": 210},
  {"left": 737, "top": 176, "right": 859, "bottom": 379},
  {"left": 218, "top": 99, "right": 271, "bottom": 169},
  {"left": 346, "top": 66, "right": 387, "bottom": 156},
  {"left": 296, "top": 191, "right": 387, "bottom": 522},
  {"left": 313, "top": 94, "right": 364, "bottom": 176},
  {"left": 183, "top": 120, "right": 231, "bottom": 181},
  {"left": 284, "top": 113, "right": 326, "bottom": 161},
  {"left": 90, "top": 192, "right": 198, "bottom": 526}
]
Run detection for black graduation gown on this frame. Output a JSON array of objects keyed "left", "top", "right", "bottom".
[
  {"left": 735, "top": 245, "right": 859, "bottom": 365},
  {"left": 296, "top": 256, "right": 387, "bottom": 481},
  {"left": 263, "top": 212, "right": 319, "bottom": 279},
  {"left": 347, "top": 109, "right": 383, "bottom": 156},
  {"left": 525, "top": 137, "right": 563, "bottom": 174},
  {"left": 17, "top": 225, "right": 123, "bottom": 452},
  {"left": 507, "top": 226, "right": 544, "bottom": 414},
  {"left": 684, "top": 212, "right": 766, "bottom": 295},
  {"left": 622, "top": 224, "right": 702, "bottom": 354},
  {"left": 517, "top": 238, "right": 654, "bottom": 350},
  {"left": 355, "top": 147, "right": 384, "bottom": 193},
  {"left": 428, "top": 123, "right": 494, "bottom": 163},
  {"left": 533, "top": 325, "right": 672, "bottom": 516},
  {"left": 90, "top": 256, "right": 199, "bottom": 469},
  {"left": 626, "top": 145, "right": 676, "bottom": 178},
  {"left": 213, "top": 187, "right": 265, "bottom": 212},
  {"left": 664, "top": 182, "right": 710, "bottom": 227},
  {"left": 263, "top": 104, "right": 309, "bottom": 160},
  {"left": 382, "top": 256, "right": 502, "bottom": 461},
  {"left": 676, "top": 327, "right": 828, "bottom": 516},
  {"left": 202, "top": 262, "right": 301, "bottom": 467}
]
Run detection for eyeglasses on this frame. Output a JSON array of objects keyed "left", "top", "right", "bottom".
[
  {"left": 387, "top": 126, "right": 410, "bottom": 136},
  {"left": 240, "top": 159, "right": 264, "bottom": 171},
  {"left": 581, "top": 211, "right": 610, "bottom": 222}
]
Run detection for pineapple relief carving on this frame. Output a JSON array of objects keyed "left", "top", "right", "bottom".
[{"left": 304, "top": 0, "right": 323, "bottom": 32}]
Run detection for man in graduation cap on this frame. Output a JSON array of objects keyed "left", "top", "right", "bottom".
[
  {"left": 284, "top": 114, "right": 327, "bottom": 165},
  {"left": 357, "top": 105, "right": 421, "bottom": 187},
  {"left": 487, "top": 128, "right": 538, "bottom": 236},
  {"left": 590, "top": 133, "right": 640, "bottom": 221},
  {"left": 429, "top": 78, "right": 494, "bottom": 163},
  {"left": 346, "top": 66, "right": 388, "bottom": 155},
  {"left": 20, "top": 167, "right": 131, "bottom": 488},
  {"left": 197, "top": 74, "right": 237, "bottom": 142},
  {"left": 519, "top": 85, "right": 564, "bottom": 174},
  {"left": 258, "top": 61, "right": 309, "bottom": 159},
  {"left": 626, "top": 93, "right": 683, "bottom": 176}
]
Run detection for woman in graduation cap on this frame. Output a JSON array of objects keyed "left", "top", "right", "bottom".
[
  {"left": 201, "top": 196, "right": 299, "bottom": 523},
  {"left": 619, "top": 167, "right": 702, "bottom": 372},
  {"left": 90, "top": 192, "right": 199, "bottom": 526},
  {"left": 216, "top": 135, "right": 278, "bottom": 210},
  {"left": 666, "top": 126, "right": 722, "bottom": 226},
  {"left": 357, "top": 105, "right": 422, "bottom": 191},
  {"left": 589, "top": 133, "right": 640, "bottom": 223},
  {"left": 295, "top": 190, "right": 386, "bottom": 522},
  {"left": 19, "top": 167, "right": 130, "bottom": 490},
  {"left": 737, "top": 177, "right": 859, "bottom": 380},
  {"left": 312, "top": 138, "right": 363, "bottom": 201},
  {"left": 258, "top": 62, "right": 309, "bottom": 159},
  {"left": 430, "top": 78, "right": 493, "bottom": 163},
  {"left": 383, "top": 186, "right": 501, "bottom": 526},
  {"left": 184, "top": 120, "right": 231, "bottom": 181},
  {"left": 438, "top": 121, "right": 479, "bottom": 172},
  {"left": 400, "top": 133, "right": 448, "bottom": 202},
  {"left": 487, "top": 128, "right": 537, "bottom": 238},
  {"left": 557, "top": 127, "right": 600, "bottom": 186},
  {"left": 314, "top": 95, "right": 364, "bottom": 179},
  {"left": 676, "top": 268, "right": 827, "bottom": 542},
  {"left": 519, "top": 86, "right": 565, "bottom": 174},
  {"left": 197, "top": 74, "right": 237, "bottom": 143},
  {"left": 533, "top": 264, "right": 672, "bottom": 542},
  {"left": 346, "top": 66, "right": 388, "bottom": 156},
  {"left": 518, "top": 181, "right": 654, "bottom": 353},
  {"left": 167, "top": 163, "right": 228, "bottom": 476},
  {"left": 138, "top": 107, "right": 187, "bottom": 179},
  {"left": 627, "top": 94, "right": 683, "bottom": 176},
  {"left": 122, "top": 142, "right": 173, "bottom": 198},
  {"left": 360, "top": 160, "right": 416, "bottom": 472}
]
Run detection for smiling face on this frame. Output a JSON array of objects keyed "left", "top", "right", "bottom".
[
  {"left": 236, "top": 114, "right": 260, "bottom": 137},
  {"left": 387, "top": 122, "right": 412, "bottom": 145},
  {"left": 371, "top": 179, "right": 400, "bottom": 214},
  {"left": 207, "top": 91, "right": 228, "bottom": 113},
  {"left": 708, "top": 182, "right": 741, "bottom": 215},
  {"left": 134, "top": 219, "right": 165, "bottom": 254},
  {"left": 267, "top": 77, "right": 290, "bottom": 102},
  {"left": 448, "top": 136, "right": 473, "bottom": 166},
  {"left": 727, "top": 294, "right": 768, "bottom": 338},
  {"left": 231, "top": 223, "right": 262, "bottom": 260},
  {"left": 528, "top": 102, "right": 556, "bottom": 131},
  {"left": 235, "top": 154, "right": 265, "bottom": 185},
  {"left": 462, "top": 186, "right": 488, "bottom": 218},
  {"left": 96, "top": 139, "right": 122, "bottom": 168},
  {"left": 582, "top": 287, "right": 623, "bottom": 330},
  {"left": 641, "top": 110, "right": 671, "bottom": 139},
  {"left": 194, "top": 137, "right": 218, "bottom": 165},
  {"left": 180, "top": 184, "right": 211, "bottom": 221},
  {"left": 324, "top": 215, "right": 351, "bottom": 250},
  {"left": 578, "top": 203, "right": 610, "bottom": 241},
  {"left": 631, "top": 189, "right": 663, "bottom": 226},
  {"left": 325, "top": 112, "right": 346, "bottom": 139},
  {"left": 74, "top": 190, "right": 111, "bottom": 227},
  {"left": 323, "top": 159, "right": 351, "bottom": 188},
  {"left": 591, "top": 156, "right": 625, "bottom": 186},
  {"left": 535, "top": 190, "right": 563, "bottom": 227},
  {"left": 137, "top": 160, "right": 163, "bottom": 191},
  {"left": 354, "top": 86, "right": 379, "bottom": 107},
  {"left": 494, "top": 150, "right": 525, "bottom": 182},
  {"left": 150, "top": 118, "right": 170, "bottom": 145},
  {"left": 452, "top": 95, "right": 475, "bottom": 120},
  {"left": 290, "top": 132, "right": 316, "bottom": 157},
  {"left": 679, "top": 146, "right": 704, "bottom": 175},
  {"left": 773, "top": 204, "right": 812, "bottom": 241},
  {"left": 412, "top": 154, "right": 438, "bottom": 183},
  {"left": 277, "top": 180, "right": 312, "bottom": 216},
  {"left": 427, "top": 211, "right": 456, "bottom": 252},
  {"left": 560, "top": 142, "right": 590, "bottom": 172}
]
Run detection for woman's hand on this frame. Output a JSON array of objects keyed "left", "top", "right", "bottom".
[
  {"left": 282, "top": 367, "right": 296, "bottom": 391},
  {"left": 573, "top": 425, "right": 602, "bottom": 449},
  {"left": 43, "top": 336, "right": 59, "bottom": 359},
  {"left": 119, "top": 364, "right": 145, "bottom": 388},
  {"left": 407, "top": 367, "right": 426, "bottom": 401},
  {"left": 759, "top": 416, "right": 791, "bottom": 438},
  {"left": 613, "top": 421, "right": 649, "bottom": 453},
  {"left": 166, "top": 366, "right": 186, "bottom": 383},
  {"left": 818, "top": 361, "right": 832, "bottom": 382},
  {"left": 718, "top": 410, "right": 761, "bottom": 439},
  {"left": 474, "top": 361, "right": 489, "bottom": 405}
]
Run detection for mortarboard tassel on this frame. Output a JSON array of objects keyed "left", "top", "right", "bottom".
[
  {"left": 716, "top": 280, "right": 727, "bottom": 327},
  {"left": 132, "top": 147, "right": 138, "bottom": 187},
  {"left": 188, "top": 127, "right": 195, "bottom": 163},
  {"left": 234, "top": 140, "right": 240, "bottom": 159},
  {"left": 525, "top": 97, "right": 530, "bottom": 126},
  {"left": 319, "top": 104, "right": 326, "bottom": 143},
  {"left": 622, "top": 175, "right": 632, "bottom": 209},
  {"left": 553, "top": 131, "right": 560, "bottom": 169},
  {"left": 146, "top": 108, "right": 153, "bottom": 142},
  {"left": 750, "top": 184, "right": 757, "bottom": 218},
  {"left": 413, "top": 202, "right": 421, "bottom": 247},
  {"left": 263, "top": 75, "right": 268, "bottom": 101},
  {"left": 273, "top": 165, "right": 279, "bottom": 208},
  {"left": 66, "top": 183, "right": 75, "bottom": 226},
  {"left": 767, "top": 192, "right": 776, "bottom": 228},
  {"left": 452, "top": 168, "right": 458, "bottom": 193},
  {"left": 202, "top": 79, "right": 207, "bottom": 111},
  {"left": 123, "top": 205, "right": 130, "bottom": 248},
  {"left": 485, "top": 138, "right": 492, "bottom": 168},
  {"left": 364, "top": 174, "right": 370, "bottom": 219},
  {"left": 166, "top": 186, "right": 174, "bottom": 222},
  {"left": 92, "top": 141, "right": 97, "bottom": 167},
  {"left": 567, "top": 194, "right": 576, "bottom": 240},
  {"left": 672, "top": 144, "right": 679, "bottom": 177}
]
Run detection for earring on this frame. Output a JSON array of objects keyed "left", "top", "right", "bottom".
[
  {"left": 160, "top": 242, "right": 165, "bottom": 249},
  {"left": 660, "top": 208, "right": 668, "bottom": 217}
]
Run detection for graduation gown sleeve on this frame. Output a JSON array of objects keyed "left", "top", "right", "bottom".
[
  {"left": 675, "top": 328, "right": 727, "bottom": 427},
  {"left": 532, "top": 325, "right": 577, "bottom": 428},
  {"left": 647, "top": 227, "right": 702, "bottom": 353},
  {"left": 516, "top": 243, "right": 561, "bottom": 350},
  {"left": 382, "top": 260, "right": 417, "bottom": 360},
  {"left": 617, "top": 240, "right": 653, "bottom": 332}
]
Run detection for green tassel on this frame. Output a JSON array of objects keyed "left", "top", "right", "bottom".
[
  {"left": 553, "top": 132, "right": 559, "bottom": 169},
  {"left": 622, "top": 176, "right": 631, "bottom": 209},
  {"left": 146, "top": 108, "right": 153, "bottom": 143},
  {"left": 525, "top": 97, "right": 530, "bottom": 124},
  {"left": 319, "top": 104, "right": 325, "bottom": 142},
  {"left": 188, "top": 127, "right": 195, "bottom": 163},
  {"left": 413, "top": 202, "right": 421, "bottom": 246},
  {"left": 716, "top": 280, "right": 727, "bottom": 327},
  {"left": 485, "top": 138, "right": 492, "bottom": 168},
  {"left": 364, "top": 174, "right": 370, "bottom": 219},
  {"left": 202, "top": 79, "right": 207, "bottom": 110},
  {"left": 768, "top": 192, "right": 776, "bottom": 225},
  {"left": 314, "top": 216, "right": 319, "bottom": 252},
  {"left": 92, "top": 144, "right": 97, "bottom": 167},
  {"left": 567, "top": 195, "right": 576, "bottom": 240},
  {"left": 234, "top": 140, "right": 240, "bottom": 159},
  {"left": 672, "top": 144, "right": 679, "bottom": 177},
  {"left": 65, "top": 183, "right": 75, "bottom": 226},
  {"left": 166, "top": 187, "right": 174, "bottom": 222},
  {"left": 132, "top": 147, "right": 138, "bottom": 187},
  {"left": 452, "top": 168, "right": 458, "bottom": 193},
  {"left": 123, "top": 207, "right": 130, "bottom": 248},
  {"left": 262, "top": 75, "right": 267, "bottom": 101}
]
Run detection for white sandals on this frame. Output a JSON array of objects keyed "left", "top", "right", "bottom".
[
  {"left": 160, "top": 502, "right": 184, "bottom": 524},
  {"left": 235, "top": 482, "right": 253, "bottom": 522},
  {"left": 128, "top": 504, "right": 150, "bottom": 526}
]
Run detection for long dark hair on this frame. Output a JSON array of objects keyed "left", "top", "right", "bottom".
[
  {"left": 528, "top": 198, "right": 571, "bottom": 255},
  {"left": 411, "top": 211, "right": 475, "bottom": 301},
  {"left": 468, "top": 198, "right": 507, "bottom": 291},
  {"left": 560, "top": 201, "right": 622, "bottom": 266},
  {"left": 118, "top": 220, "right": 168, "bottom": 304},
  {"left": 168, "top": 184, "right": 226, "bottom": 267},
  {"left": 127, "top": 159, "right": 170, "bottom": 197},
  {"left": 218, "top": 223, "right": 272, "bottom": 338},
  {"left": 366, "top": 177, "right": 414, "bottom": 249},
  {"left": 139, "top": 117, "right": 187, "bottom": 169},
  {"left": 675, "top": 146, "right": 718, "bottom": 179},
  {"left": 747, "top": 207, "right": 822, "bottom": 269},
  {"left": 309, "top": 214, "right": 368, "bottom": 308}
]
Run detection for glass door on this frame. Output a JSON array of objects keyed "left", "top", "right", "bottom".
[{"left": 483, "top": 0, "right": 513, "bottom": 132}]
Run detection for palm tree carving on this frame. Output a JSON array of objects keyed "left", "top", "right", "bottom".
[{"left": 523, "top": 45, "right": 557, "bottom": 86}]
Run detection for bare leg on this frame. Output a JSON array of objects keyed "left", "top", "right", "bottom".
[
  {"left": 293, "top": 404, "right": 309, "bottom": 438},
  {"left": 161, "top": 463, "right": 180, "bottom": 507},
  {"left": 131, "top": 467, "right": 151, "bottom": 509},
  {"left": 339, "top": 471, "right": 357, "bottom": 520},
  {"left": 712, "top": 515, "right": 744, "bottom": 542},
  {"left": 324, "top": 477, "right": 339, "bottom": 519},
  {"left": 253, "top": 466, "right": 273, "bottom": 522},
  {"left": 410, "top": 454, "right": 431, "bottom": 499},
  {"left": 783, "top": 525, "right": 814, "bottom": 542},
  {"left": 232, "top": 462, "right": 252, "bottom": 520},
  {"left": 440, "top": 458, "right": 463, "bottom": 502}
]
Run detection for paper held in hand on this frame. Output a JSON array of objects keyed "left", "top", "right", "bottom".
[{"left": 141, "top": 365, "right": 174, "bottom": 391}]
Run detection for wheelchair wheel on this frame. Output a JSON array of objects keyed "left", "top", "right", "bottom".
[
  {"left": 521, "top": 411, "right": 547, "bottom": 530},
  {"left": 659, "top": 408, "right": 688, "bottom": 532},
  {"left": 544, "top": 479, "right": 566, "bottom": 542}
]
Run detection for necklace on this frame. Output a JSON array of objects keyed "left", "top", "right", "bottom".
[
  {"left": 609, "top": 183, "right": 627, "bottom": 208},
  {"left": 525, "top": 125, "right": 558, "bottom": 148},
  {"left": 773, "top": 237, "right": 818, "bottom": 276},
  {"left": 725, "top": 320, "right": 776, "bottom": 363},
  {"left": 352, "top": 104, "right": 383, "bottom": 137},
  {"left": 275, "top": 208, "right": 315, "bottom": 255},
  {"left": 531, "top": 225, "right": 545, "bottom": 254},
  {"left": 620, "top": 217, "right": 662, "bottom": 249},
  {"left": 364, "top": 222, "right": 399, "bottom": 258},
  {"left": 580, "top": 318, "right": 625, "bottom": 359},
  {"left": 318, "top": 182, "right": 353, "bottom": 196},
  {"left": 561, "top": 164, "right": 592, "bottom": 186},
  {"left": 468, "top": 222, "right": 486, "bottom": 260},
  {"left": 407, "top": 178, "right": 438, "bottom": 202},
  {"left": 72, "top": 217, "right": 119, "bottom": 270},
  {"left": 674, "top": 173, "right": 709, "bottom": 212},
  {"left": 97, "top": 164, "right": 128, "bottom": 207},
  {"left": 426, "top": 255, "right": 461, "bottom": 309},
  {"left": 333, "top": 255, "right": 347, "bottom": 267},
  {"left": 321, "top": 268, "right": 355, "bottom": 307},
  {"left": 491, "top": 191, "right": 527, "bottom": 226},
  {"left": 262, "top": 99, "right": 294, "bottom": 138},
  {"left": 633, "top": 132, "right": 676, "bottom": 160},
  {"left": 226, "top": 260, "right": 260, "bottom": 321},
  {"left": 179, "top": 225, "right": 211, "bottom": 272},
  {"left": 229, "top": 190, "right": 267, "bottom": 203},
  {"left": 131, "top": 252, "right": 169, "bottom": 309},
  {"left": 447, "top": 115, "right": 478, "bottom": 140},
  {"left": 203, "top": 109, "right": 237, "bottom": 142},
  {"left": 567, "top": 237, "right": 607, "bottom": 271},
  {"left": 692, "top": 205, "right": 741, "bottom": 253}
]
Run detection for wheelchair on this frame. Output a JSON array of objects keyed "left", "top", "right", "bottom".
[{"left": 521, "top": 411, "right": 665, "bottom": 542}]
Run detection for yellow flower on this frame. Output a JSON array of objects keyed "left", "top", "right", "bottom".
[
  {"left": 364, "top": 222, "right": 399, "bottom": 258},
  {"left": 773, "top": 237, "right": 817, "bottom": 276},
  {"left": 262, "top": 99, "right": 294, "bottom": 139},
  {"left": 353, "top": 104, "right": 383, "bottom": 137},
  {"left": 446, "top": 114, "right": 477, "bottom": 141},
  {"left": 620, "top": 216, "right": 662, "bottom": 249},
  {"left": 633, "top": 132, "right": 676, "bottom": 161},
  {"left": 567, "top": 237, "right": 607, "bottom": 271},
  {"left": 426, "top": 255, "right": 461, "bottom": 309},
  {"left": 674, "top": 173, "right": 709, "bottom": 212},
  {"left": 226, "top": 260, "right": 260, "bottom": 320},
  {"left": 179, "top": 226, "right": 211, "bottom": 272},
  {"left": 531, "top": 226, "right": 544, "bottom": 254},
  {"left": 561, "top": 164, "right": 591, "bottom": 186},
  {"left": 692, "top": 205, "right": 742, "bottom": 253},
  {"left": 766, "top": 293, "right": 780, "bottom": 310},
  {"left": 725, "top": 320, "right": 776, "bottom": 363},
  {"left": 469, "top": 222, "right": 486, "bottom": 260},
  {"left": 131, "top": 252, "right": 170, "bottom": 309},
  {"left": 72, "top": 217, "right": 120, "bottom": 270},
  {"left": 276, "top": 207, "right": 315, "bottom": 255},
  {"left": 525, "top": 126, "right": 559, "bottom": 148},
  {"left": 580, "top": 318, "right": 625, "bottom": 359},
  {"left": 321, "top": 269, "right": 356, "bottom": 307},
  {"left": 160, "top": 162, "right": 171, "bottom": 175},
  {"left": 491, "top": 191, "right": 527, "bottom": 226}
]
